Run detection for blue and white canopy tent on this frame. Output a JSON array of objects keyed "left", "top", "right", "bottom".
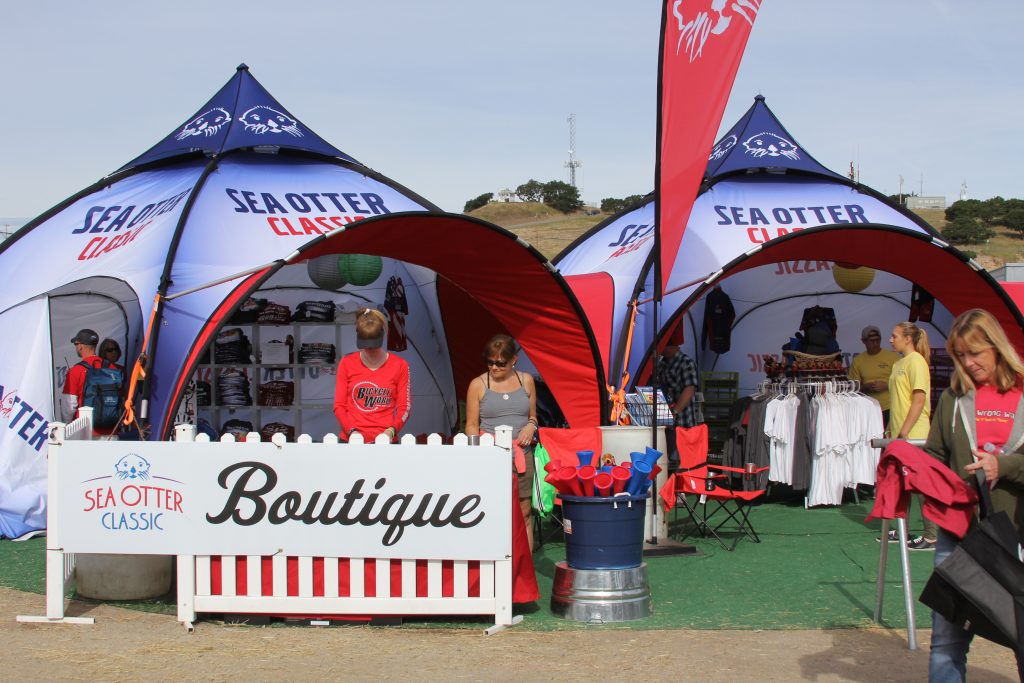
[
  {"left": 555, "top": 95, "right": 1024, "bottom": 404},
  {"left": 0, "top": 65, "right": 606, "bottom": 539}
]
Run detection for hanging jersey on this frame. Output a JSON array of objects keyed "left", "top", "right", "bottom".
[
  {"left": 909, "top": 283, "right": 935, "bottom": 323},
  {"left": 701, "top": 287, "right": 736, "bottom": 354},
  {"left": 385, "top": 275, "right": 408, "bottom": 352}
]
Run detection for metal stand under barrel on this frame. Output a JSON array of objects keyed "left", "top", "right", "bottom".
[{"left": 550, "top": 562, "right": 652, "bottom": 624}]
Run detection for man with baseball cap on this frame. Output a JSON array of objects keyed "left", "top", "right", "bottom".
[
  {"left": 848, "top": 325, "right": 899, "bottom": 426},
  {"left": 61, "top": 328, "right": 120, "bottom": 437},
  {"left": 62, "top": 329, "right": 100, "bottom": 421}
]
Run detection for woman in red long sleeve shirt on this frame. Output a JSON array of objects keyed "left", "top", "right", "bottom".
[{"left": 333, "top": 308, "right": 410, "bottom": 443}]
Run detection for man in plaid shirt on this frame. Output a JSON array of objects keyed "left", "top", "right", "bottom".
[{"left": 656, "top": 345, "right": 702, "bottom": 428}]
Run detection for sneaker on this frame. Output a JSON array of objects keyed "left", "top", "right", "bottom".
[
  {"left": 876, "top": 529, "right": 900, "bottom": 543},
  {"left": 907, "top": 536, "right": 937, "bottom": 551}
]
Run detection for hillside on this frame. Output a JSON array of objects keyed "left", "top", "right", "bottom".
[
  {"left": 468, "top": 202, "right": 1021, "bottom": 270},
  {"left": 469, "top": 202, "right": 602, "bottom": 259}
]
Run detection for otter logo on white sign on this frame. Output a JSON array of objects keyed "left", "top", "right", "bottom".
[
  {"left": 240, "top": 106, "right": 303, "bottom": 137},
  {"left": 175, "top": 108, "right": 232, "bottom": 140},
  {"left": 672, "top": 0, "right": 761, "bottom": 62},
  {"left": 743, "top": 132, "right": 801, "bottom": 160}
]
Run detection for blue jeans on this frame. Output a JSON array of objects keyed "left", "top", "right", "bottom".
[
  {"left": 928, "top": 530, "right": 972, "bottom": 682},
  {"left": 928, "top": 530, "right": 1024, "bottom": 682}
]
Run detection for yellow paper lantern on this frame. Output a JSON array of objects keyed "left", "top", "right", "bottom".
[{"left": 832, "top": 263, "right": 876, "bottom": 293}]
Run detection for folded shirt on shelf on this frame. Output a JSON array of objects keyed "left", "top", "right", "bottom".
[
  {"left": 229, "top": 297, "right": 268, "bottom": 323},
  {"left": 292, "top": 300, "right": 336, "bottom": 322},
  {"left": 217, "top": 368, "right": 253, "bottom": 406},
  {"left": 259, "top": 421, "right": 296, "bottom": 442},
  {"left": 258, "top": 380, "right": 295, "bottom": 407},
  {"left": 298, "top": 342, "right": 336, "bottom": 365},
  {"left": 257, "top": 302, "right": 292, "bottom": 325},
  {"left": 221, "top": 419, "right": 254, "bottom": 440}
]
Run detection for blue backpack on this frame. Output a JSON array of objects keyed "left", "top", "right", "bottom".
[{"left": 78, "top": 360, "right": 123, "bottom": 429}]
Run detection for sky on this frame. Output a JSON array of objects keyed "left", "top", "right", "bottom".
[{"left": 1, "top": 1, "right": 1022, "bottom": 223}]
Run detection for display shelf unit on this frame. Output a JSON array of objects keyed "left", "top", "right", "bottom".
[
  {"left": 195, "top": 321, "right": 341, "bottom": 439},
  {"left": 929, "top": 347, "right": 954, "bottom": 412},
  {"left": 701, "top": 371, "right": 739, "bottom": 455}
]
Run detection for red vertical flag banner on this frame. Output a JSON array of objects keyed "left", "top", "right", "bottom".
[{"left": 656, "top": 0, "right": 762, "bottom": 295}]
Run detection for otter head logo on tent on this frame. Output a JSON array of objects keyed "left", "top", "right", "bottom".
[
  {"left": 175, "top": 108, "right": 232, "bottom": 141},
  {"left": 240, "top": 106, "right": 303, "bottom": 137},
  {"left": 744, "top": 132, "right": 801, "bottom": 160},
  {"left": 709, "top": 134, "right": 737, "bottom": 161},
  {"left": 0, "top": 385, "right": 17, "bottom": 419},
  {"left": 672, "top": 0, "right": 762, "bottom": 62}
]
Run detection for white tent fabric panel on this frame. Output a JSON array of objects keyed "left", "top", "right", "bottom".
[
  {"left": 0, "top": 297, "right": 53, "bottom": 538},
  {"left": 0, "top": 166, "right": 201, "bottom": 319}
]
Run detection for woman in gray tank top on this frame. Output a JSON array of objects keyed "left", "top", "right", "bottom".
[{"left": 465, "top": 334, "right": 538, "bottom": 551}]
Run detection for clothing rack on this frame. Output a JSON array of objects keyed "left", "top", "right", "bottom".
[
  {"left": 747, "top": 376, "right": 880, "bottom": 508},
  {"left": 753, "top": 377, "right": 861, "bottom": 397}
]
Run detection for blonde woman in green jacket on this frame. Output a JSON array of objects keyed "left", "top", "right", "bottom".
[{"left": 922, "top": 308, "right": 1024, "bottom": 682}]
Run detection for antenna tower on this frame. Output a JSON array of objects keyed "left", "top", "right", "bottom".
[{"left": 565, "top": 114, "right": 582, "bottom": 188}]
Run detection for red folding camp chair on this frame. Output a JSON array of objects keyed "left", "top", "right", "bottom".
[
  {"left": 535, "top": 427, "right": 603, "bottom": 547},
  {"left": 669, "top": 425, "right": 768, "bottom": 551}
]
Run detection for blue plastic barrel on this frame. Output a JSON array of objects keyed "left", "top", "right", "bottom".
[{"left": 561, "top": 494, "right": 649, "bottom": 570}]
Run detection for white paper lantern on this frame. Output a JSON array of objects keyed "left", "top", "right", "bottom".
[{"left": 307, "top": 255, "right": 348, "bottom": 290}]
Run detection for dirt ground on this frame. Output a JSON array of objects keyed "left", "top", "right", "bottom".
[{"left": 3, "top": 587, "right": 1020, "bottom": 682}]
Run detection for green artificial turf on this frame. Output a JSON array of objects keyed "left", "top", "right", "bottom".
[{"left": 0, "top": 497, "right": 939, "bottom": 630}]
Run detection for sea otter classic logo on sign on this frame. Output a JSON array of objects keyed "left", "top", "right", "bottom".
[{"left": 81, "top": 454, "right": 185, "bottom": 532}]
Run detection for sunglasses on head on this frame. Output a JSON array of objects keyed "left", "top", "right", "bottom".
[{"left": 485, "top": 359, "right": 508, "bottom": 368}]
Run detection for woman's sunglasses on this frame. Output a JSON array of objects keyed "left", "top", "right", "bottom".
[{"left": 485, "top": 359, "right": 508, "bottom": 368}]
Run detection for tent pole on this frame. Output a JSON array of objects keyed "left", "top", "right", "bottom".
[
  {"left": 650, "top": 295, "right": 659, "bottom": 544},
  {"left": 163, "top": 259, "right": 287, "bottom": 301},
  {"left": 638, "top": 272, "right": 715, "bottom": 305}
]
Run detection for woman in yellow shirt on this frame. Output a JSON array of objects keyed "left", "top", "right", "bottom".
[{"left": 887, "top": 321, "right": 935, "bottom": 549}]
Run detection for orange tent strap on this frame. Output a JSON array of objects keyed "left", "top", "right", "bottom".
[
  {"left": 122, "top": 293, "right": 161, "bottom": 426},
  {"left": 607, "top": 300, "right": 639, "bottom": 424}
]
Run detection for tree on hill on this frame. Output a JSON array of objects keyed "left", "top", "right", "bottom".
[
  {"left": 1003, "top": 204, "right": 1024, "bottom": 238},
  {"left": 886, "top": 192, "right": 918, "bottom": 206},
  {"left": 601, "top": 194, "right": 646, "bottom": 214},
  {"left": 463, "top": 192, "right": 493, "bottom": 213},
  {"left": 541, "top": 180, "right": 583, "bottom": 214},
  {"left": 515, "top": 180, "right": 544, "bottom": 202},
  {"left": 945, "top": 199, "right": 987, "bottom": 223},
  {"left": 941, "top": 216, "right": 995, "bottom": 245}
]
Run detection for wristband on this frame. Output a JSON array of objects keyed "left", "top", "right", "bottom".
[{"left": 527, "top": 417, "right": 538, "bottom": 427}]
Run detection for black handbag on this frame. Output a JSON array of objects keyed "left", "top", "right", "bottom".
[{"left": 919, "top": 470, "right": 1024, "bottom": 653}]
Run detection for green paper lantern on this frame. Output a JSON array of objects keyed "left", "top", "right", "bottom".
[
  {"left": 338, "top": 253, "right": 383, "bottom": 286},
  {"left": 307, "top": 255, "right": 348, "bottom": 291}
]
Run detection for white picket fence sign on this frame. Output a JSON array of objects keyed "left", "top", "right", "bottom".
[
  {"left": 19, "top": 421, "right": 520, "bottom": 634},
  {"left": 17, "top": 407, "right": 96, "bottom": 625}
]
